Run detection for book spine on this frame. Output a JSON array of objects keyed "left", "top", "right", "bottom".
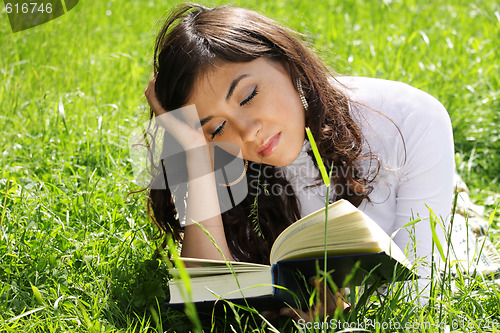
[{"left": 272, "top": 263, "right": 309, "bottom": 310}]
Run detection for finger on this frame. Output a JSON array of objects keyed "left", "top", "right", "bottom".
[
  {"left": 154, "top": 110, "right": 190, "bottom": 134},
  {"left": 260, "top": 310, "right": 279, "bottom": 322},
  {"left": 309, "top": 276, "right": 347, "bottom": 316},
  {"left": 144, "top": 77, "right": 167, "bottom": 116},
  {"left": 308, "top": 277, "right": 331, "bottom": 305},
  {"left": 280, "top": 307, "right": 310, "bottom": 322},
  {"left": 145, "top": 74, "right": 158, "bottom": 96},
  {"left": 144, "top": 76, "right": 156, "bottom": 97},
  {"left": 154, "top": 109, "right": 208, "bottom": 150}
]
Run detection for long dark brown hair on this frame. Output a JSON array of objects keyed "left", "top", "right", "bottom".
[{"left": 146, "top": 3, "right": 378, "bottom": 264}]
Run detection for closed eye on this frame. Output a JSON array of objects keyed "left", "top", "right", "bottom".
[
  {"left": 240, "top": 86, "right": 258, "bottom": 107},
  {"left": 210, "top": 121, "right": 226, "bottom": 140}
]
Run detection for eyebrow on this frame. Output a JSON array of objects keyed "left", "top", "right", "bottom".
[
  {"left": 199, "top": 115, "right": 213, "bottom": 128},
  {"left": 226, "top": 74, "right": 248, "bottom": 101},
  {"left": 198, "top": 74, "right": 249, "bottom": 128}
]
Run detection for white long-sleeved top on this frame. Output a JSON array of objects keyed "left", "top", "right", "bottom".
[{"left": 281, "top": 77, "right": 455, "bottom": 276}]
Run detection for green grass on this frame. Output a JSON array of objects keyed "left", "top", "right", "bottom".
[{"left": 0, "top": 0, "right": 499, "bottom": 331}]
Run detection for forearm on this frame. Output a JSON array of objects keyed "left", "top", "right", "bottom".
[
  {"left": 144, "top": 80, "right": 233, "bottom": 260},
  {"left": 180, "top": 147, "right": 234, "bottom": 261}
]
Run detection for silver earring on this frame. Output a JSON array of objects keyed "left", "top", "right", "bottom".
[{"left": 296, "top": 79, "right": 309, "bottom": 111}]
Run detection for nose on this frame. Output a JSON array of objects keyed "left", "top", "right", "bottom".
[{"left": 234, "top": 113, "right": 261, "bottom": 143}]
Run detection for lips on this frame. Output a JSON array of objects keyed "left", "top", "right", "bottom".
[{"left": 257, "top": 133, "right": 281, "bottom": 157}]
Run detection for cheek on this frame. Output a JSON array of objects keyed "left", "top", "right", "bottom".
[
  {"left": 220, "top": 131, "right": 246, "bottom": 156},
  {"left": 283, "top": 100, "right": 306, "bottom": 132},
  {"left": 266, "top": 97, "right": 301, "bottom": 122}
]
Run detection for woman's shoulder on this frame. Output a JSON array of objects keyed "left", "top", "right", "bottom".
[
  {"left": 331, "top": 76, "right": 454, "bottom": 171},
  {"left": 332, "top": 76, "right": 450, "bottom": 127}
]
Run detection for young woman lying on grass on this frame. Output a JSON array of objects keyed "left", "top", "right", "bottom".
[{"left": 143, "top": 3, "right": 455, "bottom": 321}]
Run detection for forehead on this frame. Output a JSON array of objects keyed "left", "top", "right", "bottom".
[
  {"left": 191, "top": 58, "right": 286, "bottom": 97},
  {"left": 193, "top": 61, "right": 246, "bottom": 96}
]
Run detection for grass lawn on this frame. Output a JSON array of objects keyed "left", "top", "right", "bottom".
[{"left": 0, "top": 0, "right": 499, "bottom": 331}]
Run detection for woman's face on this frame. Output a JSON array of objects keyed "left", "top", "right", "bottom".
[{"left": 186, "top": 58, "right": 306, "bottom": 167}]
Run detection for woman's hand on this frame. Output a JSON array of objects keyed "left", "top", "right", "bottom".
[
  {"left": 144, "top": 75, "right": 207, "bottom": 151},
  {"left": 261, "top": 277, "right": 350, "bottom": 323},
  {"left": 144, "top": 74, "right": 166, "bottom": 117}
]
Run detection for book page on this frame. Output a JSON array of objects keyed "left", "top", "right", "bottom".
[
  {"left": 170, "top": 257, "right": 271, "bottom": 278},
  {"left": 270, "top": 200, "right": 410, "bottom": 268},
  {"left": 169, "top": 270, "right": 273, "bottom": 303},
  {"left": 271, "top": 200, "right": 357, "bottom": 258}
]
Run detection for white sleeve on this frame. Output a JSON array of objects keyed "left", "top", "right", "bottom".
[
  {"left": 392, "top": 87, "right": 455, "bottom": 272},
  {"left": 336, "top": 77, "right": 455, "bottom": 281}
]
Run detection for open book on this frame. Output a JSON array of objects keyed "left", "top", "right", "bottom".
[{"left": 168, "top": 199, "right": 414, "bottom": 310}]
